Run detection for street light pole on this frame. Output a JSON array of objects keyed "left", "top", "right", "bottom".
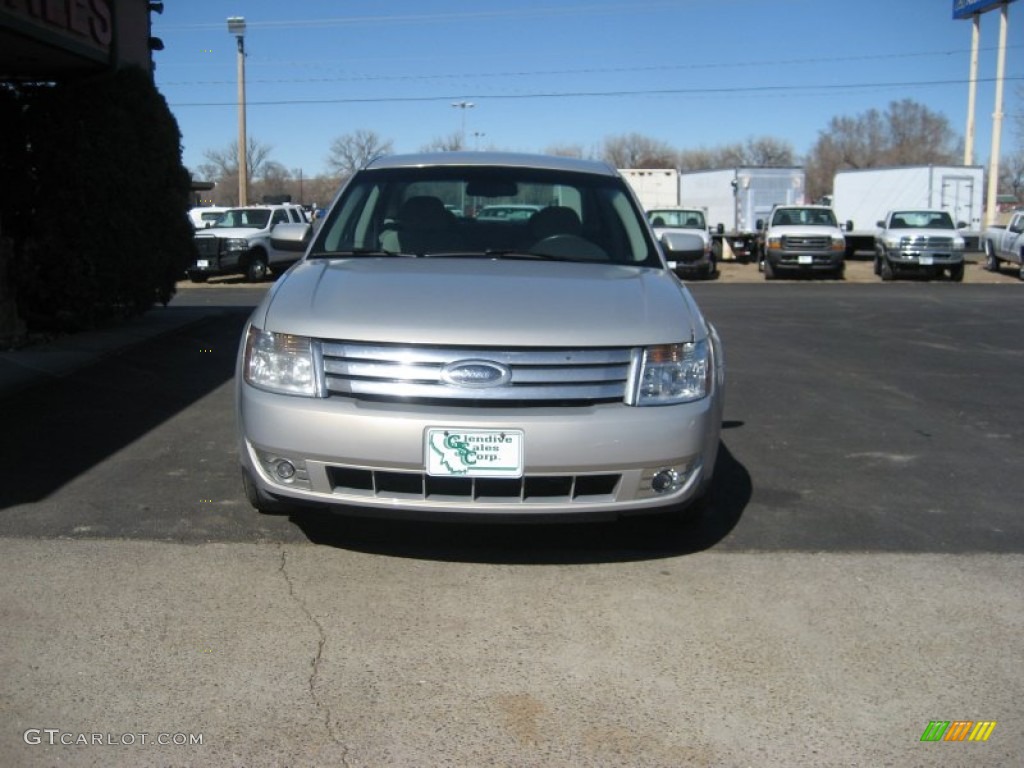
[
  {"left": 451, "top": 101, "right": 474, "bottom": 148},
  {"left": 227, "top": 16, "right": 247, "bottom": 206}
]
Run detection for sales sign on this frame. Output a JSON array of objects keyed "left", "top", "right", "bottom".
[{"left": 953, "top": 0, "right": 1017, "bottom": 20}]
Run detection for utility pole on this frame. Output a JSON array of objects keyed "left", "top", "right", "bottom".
[{"left": 228, "top": 17, "right": 248, "bottom": 205}]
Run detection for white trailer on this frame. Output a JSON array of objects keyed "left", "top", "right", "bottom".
[
  {"left": 620, "top": 168, "right": 680, "bottom": 209},
  {"left": 831, "top": 165, "right": 985, "bottom": 254},
  {"left": 678, "top": 167, "right": 806, "bottom": 261}
]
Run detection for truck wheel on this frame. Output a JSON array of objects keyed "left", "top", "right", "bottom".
[
  {"left": 763, "top": 259, "right": 776, "bottom": 280},
  {"left": 983, "top": 241, "right": 1000, "bottom": 272},
  {"left": 949, "top": 264, "right": 964, "bottom": 283},
  {"left": 188, "top": 273, "right": 209, "bottom": 284},
  {"left": 880, "top": 257, "right": 895, "bottom": 282},
  {"left": 1019, "top": 263, "right": 1024, "bottom": 281},
  {"left": 244, "top": 251, "right": 269, "bottom": 282}
]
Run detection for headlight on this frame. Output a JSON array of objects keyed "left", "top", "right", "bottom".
[
  {"left": 831, "top": 236, "right": 845, "bottom": 251},
  {"left": 767, "top": 236, "right": 782, "bottom": 249},
  {"left": 224, "top": 238, "right": 250, "bottom": 252},
  {"left": 243, "top": 326, "right": 316, "bottom": 396},
  {"left": 633, "top": 340, "right": 711, "bottom": 406}
]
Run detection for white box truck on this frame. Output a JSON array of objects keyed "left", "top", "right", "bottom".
[
  {"left": 620, "top": 168, "right": 680, "bottom": 209},
  {"left": 831, "top": 165, "right": 984, "bottom": 255},
  {"left": 678, "top": 167, "right": 805, "bottom": 261}
]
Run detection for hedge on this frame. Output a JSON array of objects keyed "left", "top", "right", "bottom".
[{"left": 9, "top": 67, "right": 195, "bottom": 332}]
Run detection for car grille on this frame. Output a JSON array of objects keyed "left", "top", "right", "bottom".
[
  {"left": 194, "top": 236, "right": 221, "bottom": 258},
  {"left": 326, "top": 466, "right": 621, "bottom": 503},
  {"left": 318, "top": 342, "right": 633, "bottom": 405},
  {"left": 782, "top": 235, "right": 831, "bottom": 250},
  {"left": 899, "top": 236, "right": 953, "bottom": 250}
]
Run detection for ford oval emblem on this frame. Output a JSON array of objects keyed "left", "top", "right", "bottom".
[{"left": 441, "top": 359, "right": 511, "bottom": 388}]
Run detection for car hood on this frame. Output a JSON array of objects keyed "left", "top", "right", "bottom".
[
  {"left": 770, "top": 225, "right": 843, "bottom": 236},
  {"left": 195, "top": 227, "right": 262, "bottom": 239},
  {"left": 255, "top": 258, "right": 700, "bottom": 347}
]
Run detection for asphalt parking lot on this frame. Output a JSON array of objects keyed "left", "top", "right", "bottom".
[{"left": 1, "top": 274, "right": 1021, "bottom": 767}]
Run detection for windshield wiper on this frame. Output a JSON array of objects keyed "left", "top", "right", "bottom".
[
  {"left": 482, "top": 249, "right": 565, "bottom": 261},
  {"left": 307, "top": 248, "right": 402, "bottom": 258}
]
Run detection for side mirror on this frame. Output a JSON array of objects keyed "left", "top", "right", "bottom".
[
  {"left": 270, "top": 222, "right": 312, "bottom": 252},
  {"left": 957, "top": 221, "right": 967, "bottom": 229},
  {"left": 755, "top": 219, "right": 765, "bottom": 231},
  {"left": 845, "top": 220, "right": 854, "bottom": 231},
  {"left": 876, "top": 220, "right": 885, "bottom": 228},
  {"left": 716, "top": 223, "right": 725, "bottom": 234}
]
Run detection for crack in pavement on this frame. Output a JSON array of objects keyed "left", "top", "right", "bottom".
[{"left": 277, "top": 546, "right": 351, "bottom": 766}]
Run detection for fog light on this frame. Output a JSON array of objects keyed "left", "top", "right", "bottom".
[
  {"left": 275, "top": 460, "right": 296, "bottom": 481},
  {"left": 651, "top": 468, "right": 683, "bottom": 495}
]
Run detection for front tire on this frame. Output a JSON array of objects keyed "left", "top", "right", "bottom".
[
  {"left": 244, "top": 250, "right": 269, "bottom": 282},
  {"left": 763, "top": 258, "right": 776, "bottom": 281},
  {"left": 949, "top": 263, "right": 965, "bottom": 283},
  {"left": 984, "top": 241, "right": 1000, "bottom": 272},
  {"left": 880, "top": 255, "right": 895, "bottom": 282}
]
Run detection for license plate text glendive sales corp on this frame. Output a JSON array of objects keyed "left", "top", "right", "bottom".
[{"left": 426, "top": 428, "right": 524, "bottom": 478}]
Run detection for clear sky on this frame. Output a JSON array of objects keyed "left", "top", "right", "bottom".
[{"left": 151, "top": 0, "right": 1023, "bottom": 178}]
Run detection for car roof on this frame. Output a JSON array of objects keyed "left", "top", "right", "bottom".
[{"left": 363, "top": 151, "right": 617, "bottom": 177}]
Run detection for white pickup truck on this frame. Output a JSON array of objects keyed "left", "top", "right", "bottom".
[
  {"left": 189, "top": 204, "right": 309, "bottom": 283},
  {"left": 646, "top": 207, "right": 716, "bottom": 280},
  {"left": 874, "top": 209, "right": 966, "bottom": 282},
  {"left": 982, "top": 209, "right": 1024, "bottom": 280}
]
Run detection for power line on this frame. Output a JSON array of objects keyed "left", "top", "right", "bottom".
[
  {"left": 153, "top": 2, "right": 699, "bottom": 32},
  {"left": 158, "top": 46, "right": 1024, "bottom": 88},
  {"left": 167, "top": 76, "right": 1024, "bottom": 109}
]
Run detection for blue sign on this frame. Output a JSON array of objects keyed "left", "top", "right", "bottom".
[{"left": 953, "top": 0, "right": 1016, "bottom": 19}]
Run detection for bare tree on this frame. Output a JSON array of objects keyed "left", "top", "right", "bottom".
[
  {"left": 677, "top": 147, "right": 719, "bottom": 171},
  {"left": 1000, "top": 153, "right": 1024, "bottom": 205},
  {"left": 601, "top": 133, "right": 676, "bottom": 168},
  {"left": 325, "top": 129, "right": 393, "bottom": 179},
  {"left": 805, "top": 99, "right": 959, "bottom": 200},
  {"left": 743, "top": 136, "right": 797, "bottom": 167},
  {"left": 196, "top": 137, "right": 275, "bottom": 205},
  {"left": 253, "top": 161, "right": 292, "bottom": 202},
  {"left": 420, "top": 132, "right": 465, "bottom": 152},
  {"left": 544, "top": 142, "right": 586, "bottom": 158},
  {"left": 677, "top": 137, "right": 795, "bottom": 171}
]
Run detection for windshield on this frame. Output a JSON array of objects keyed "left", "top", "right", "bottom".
[
  {"left": 213, "top": 209, "right": 271, "bottom": 229},
  {"left": 772, "top": 208, "right": 838, "bottom": 227},
  {"left": 311, "top": 165, "right": 660, "bottom": 266},
  {"left": 649, "top": 210, "right": 706, "bottom": 229},
  {"left": 889, "top": 211, "right": 955, "bottom": 229}
]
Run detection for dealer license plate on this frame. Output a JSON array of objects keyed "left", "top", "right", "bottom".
[
  {"left": 798, "top": 255, "right": 813, "bottom": 265},
  {"left": 919, "top": 255, "right": 934, "bottom": 265},
  {"left": 425, "top": 428, "right": 524, "bottom": 478},
  {"left": 197, "top": 259, "right": 210, "bottom": 268}
]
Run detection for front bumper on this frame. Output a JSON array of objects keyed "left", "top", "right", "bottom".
[
  {"left": 888, "top": 250, "right": 964, "bottom": 270},
  {"left": 237, "top": 384, "right": 723, "bottom": 519},
  {"left": 669, "top": 254, "right": 714, "bottom": 276},
  {"left": 766, "top": 249, "right": 843, "bottom": 271},
  {"left": 187, "top": 252, "right": 242, "bottom": 278}
]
